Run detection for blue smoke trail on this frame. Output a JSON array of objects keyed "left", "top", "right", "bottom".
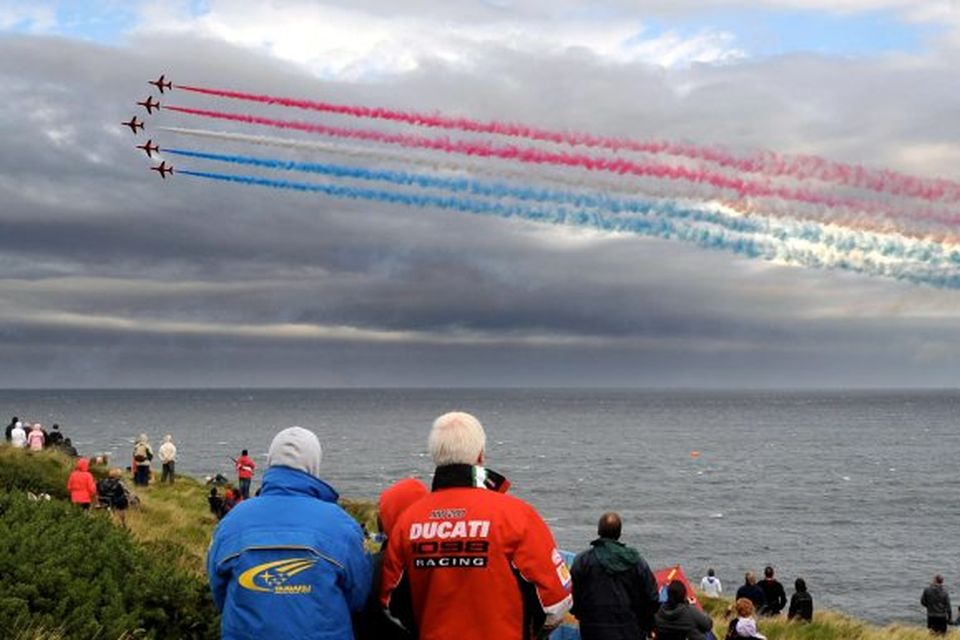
[
  {"left": 168, "top": 148, "right": 960, "bottom": 267},
  {"left": 166, "top": 148, "right": 766, "bottom": 235},
  {"left": 179, "top": 169, "right": 960, "bottom": 288}
]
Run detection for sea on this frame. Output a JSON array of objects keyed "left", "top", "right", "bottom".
[{"left": 2, "top": 388, "right": 956, "bottom": 625}]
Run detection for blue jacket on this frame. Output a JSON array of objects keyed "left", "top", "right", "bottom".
[{"left": 207, "top": 466, "right": 372, "bottom": 640}]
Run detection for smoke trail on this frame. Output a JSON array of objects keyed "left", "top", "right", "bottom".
[
  {"left": 157, "top": 125, "right": 736, "bottom": 204},
  {"left": 179, "top": 169, "right": 960, "bottom": 288},
  {"left": 176, "top": 83, "right": 960, "bottom": 204},
  {"left": 166, "top": 105, "right": 951, "bottom": 226},
  {"left": 169, "top": 147, "right": 960, "bottom": 265},
  {"left": 164, "top": 147, "right": 767, "bottom": 235},
  {"left": 158, "top": 126, "right": 960, "bottom": 245}
]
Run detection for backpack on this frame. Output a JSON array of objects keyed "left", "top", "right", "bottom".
[{"left": 134, "top": 442, "right": 149, "bottom": 462}]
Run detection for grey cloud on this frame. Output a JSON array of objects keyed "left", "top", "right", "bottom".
[{"left": 0, "top": 30, "right": 959, "bottom": 387}]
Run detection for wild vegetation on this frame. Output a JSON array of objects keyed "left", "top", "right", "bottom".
[{"left": 0, "top": 445, "right": 938, "bottom": 639}]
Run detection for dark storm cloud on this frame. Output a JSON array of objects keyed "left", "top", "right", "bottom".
[{"left": 1, "top": 30, "right": 959, "bottom": 387}]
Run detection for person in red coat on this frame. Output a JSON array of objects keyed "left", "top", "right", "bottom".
[
  {"left": 66, "top": 458, "right": 98, "bottom": 510},
  {"left": 381, "top": 412, "right": 572, "bottom": 640},
  {"left": 235, "top": 449, "right": 256, "bottom": 499}
]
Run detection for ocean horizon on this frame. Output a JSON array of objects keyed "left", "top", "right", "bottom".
[{"left": 3, "top": 387, "right": 956, "bottom": 626}]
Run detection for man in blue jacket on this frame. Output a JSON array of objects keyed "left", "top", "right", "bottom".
[{"left": 207, "top": 426, "right": 372, "bottom": 639}]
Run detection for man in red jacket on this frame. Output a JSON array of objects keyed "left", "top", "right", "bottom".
[
  {"left": 381, "top": 411, "right": 572, "bottom": 640},
  {"left": 235, "top": 449, "right": 256, "bottom": 499}
]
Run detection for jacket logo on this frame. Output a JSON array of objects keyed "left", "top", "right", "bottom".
[{"left": 238, "top": 557, "right": 316, "bottom": 594}]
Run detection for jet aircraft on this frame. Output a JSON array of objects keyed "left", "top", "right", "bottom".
[
  {"left": 148, "top": 74, "right": 173, "bottom": 93},
  {"left": 151, "top": 161, "right": 174, "bottom": 179},
  {"left": 136, "top": 139, "right": 160, "bottom": 158},
  {"left": 122, "top": 116, "right": 144, "bottom": 134},
  {"left": 137, "top": 96, "right": 160, "bottom": 114}
]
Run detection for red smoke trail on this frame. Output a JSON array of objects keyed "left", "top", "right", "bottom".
[
  {"left": 164, "top": 104, "right": 960, "bottom": 227},
  {"left": 176, "top": 84, "right": 960, "bottom": 204}
]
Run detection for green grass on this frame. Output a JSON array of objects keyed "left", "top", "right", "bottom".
[{"left": 699, "top": 594, "right": 935, "bottom": 640}]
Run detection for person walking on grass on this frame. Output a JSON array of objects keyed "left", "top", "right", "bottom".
[
  {"left": 158, "top": 434, "right": 177, "bottom": 484},
  {"left": 921, "top": 574, "right": 952, "bottom": 635},
  {"left": 67, "top": 458, "right": 97, "bottom": 510},
  {"left": 235, "top": 449, "right": 256, "bottom": 499},
  {"left": 98, "top": 468, "right": 130, "bottom": 527}
]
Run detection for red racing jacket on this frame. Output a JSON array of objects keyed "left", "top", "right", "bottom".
[{"left": 380, "top": 464, "right": 572, "bottom": 640}]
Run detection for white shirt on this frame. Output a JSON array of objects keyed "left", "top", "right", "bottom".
[
  {"left": 700, "top": 575, "right": 722, "bottom": 597},
  {"left": 10, "top": 426, "right": 26, "bottom": 448},
  {"left": 158, "top": 441, "right": 177, "bottom": 463}
]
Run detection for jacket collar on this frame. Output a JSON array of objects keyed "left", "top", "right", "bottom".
[
  {"left": 259, "top": 465, "right": 339, "bottom": 502},
  {"left": 431, "top": 463, "right": 511, "bottom": 493}
]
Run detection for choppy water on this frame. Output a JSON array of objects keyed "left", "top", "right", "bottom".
[{"left": 2, "top": 388, "right": 957, "bottom": 625}]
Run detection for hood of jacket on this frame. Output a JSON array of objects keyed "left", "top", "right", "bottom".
[
  {"left": 259, "top": 465, "right": 338, "bottom": 502},
  {"left": 74, "top": 458, "right": 89, "bottom": 472},
  {"left": 590, "top": 537, "right": 641, "bottom": 574},
  {"left": 656, "top": 602, "right": 690, "bottom": 622}
]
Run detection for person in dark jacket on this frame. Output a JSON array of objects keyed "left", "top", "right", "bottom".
[
  {"left": 736, "top": 572, "right": 766, "bottom": 612},
  {"left": 354, "top": 477, "right": 428, "bottom": 640},
  {"left": 654, "top": 580, "right": 713, "bottom": 640},
  {"left": 787, "top": 577, "right": 813, "bottom": 622},
  {"left": 571, "top": 512, "right": 659, "bottom": 640},
  {"left": 5, "top": 416, "right": 18, "bottom": 442},
  {"left": 46, "top": 423, "right": 64, "bottom": 448},
  {"left": 98, "top": 468, "right": 130, "bottom": 527},
  {"left": 921, "top": 574, "right": 953, "bottom": 635},
  {"left": 757, "top": 566, "right": 787, "bottom": 616}
]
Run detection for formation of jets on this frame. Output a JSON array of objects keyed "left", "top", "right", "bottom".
[{"left": 125, "top": 76, "right": 174, "bottom": 178}]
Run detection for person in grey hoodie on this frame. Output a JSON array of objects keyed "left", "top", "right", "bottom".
[
  {"left": 571, "top": 512, "right": 659, "bottom": 640},
  {"left": 921, "top": 574, "right": 952, "bottom": 635},
  {"left": 655, "top": 580, "right": 713, "bottom": 640}
]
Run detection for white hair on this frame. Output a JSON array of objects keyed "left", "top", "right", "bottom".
[{"left": 428, "top": 412, "right": 486, "bottom": 466}]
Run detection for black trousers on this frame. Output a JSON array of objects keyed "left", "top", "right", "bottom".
[
  {"left": 928, "top": 616, "right": 948, "bottom": 635},
  {"left": 161, "top": 461, "right": 175, "bottom": 483}
]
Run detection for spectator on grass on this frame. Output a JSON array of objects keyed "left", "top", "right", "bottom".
[
  {"left": 700, "top": 568, "right": 722, "bottom": 599},
  {"left": 381, "top": 411, "right": 573, "bottom": 640},
  {"left": 67, "top": 458, "right": 97, "bottom": 510},
  {"left": 132, "top": 434, "right": 153, "bottom": 486},
  {"left": 46, "top": 423, "right": 64, "bottom": 448},
  {"left": 736, "top": 572, "right": 766, "bottom": 612},
  {"left": 235, "top": 449, "right": 256, "bottom": 499},
  {"left": 26, "top": 423, "right": 45, "bottom": 451},
  {"left": 921, "top": 574, "right": 952, "bottom": 635},
  {"left": 10, "top": 421, "right": 26, "bottom": 448},
  {"left": 732, "top": 597, "right": 767, "bottom": 639},
  {"left": 571, "top": 511, "right": 659, "bottom": 640},
  {"left": 207, "top": 426, "right": 371, "bottom": 639},
  {"left": 208, "top": 487, "right": 225, "bottom": 519},
  {"left": 354, "top": 477, "right": 428, "bottom": 640},
  {"left": 99, "top": 468, "right": 131, "bottom": 527},
  {"left": 5, "top": 416, "right": 19, "bottom": 442},
  {"left": 655, "top": 579, "right": 713, "bottom": 640},
  {"left": 158, "top": 434, "right": 177, "bottom": 484},
  {"left": 757, "top": 566, "right": 787, "bottom": 616},
  {"left": 62, "top": 437, "right": 78, "bottom": 457},
  {"left": 787, "top": 577, "right": 813, "bottom": 622}
]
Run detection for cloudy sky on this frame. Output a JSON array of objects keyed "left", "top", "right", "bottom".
[{"left": 1, "top": 0, "right": 959, "bottom": 388}]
